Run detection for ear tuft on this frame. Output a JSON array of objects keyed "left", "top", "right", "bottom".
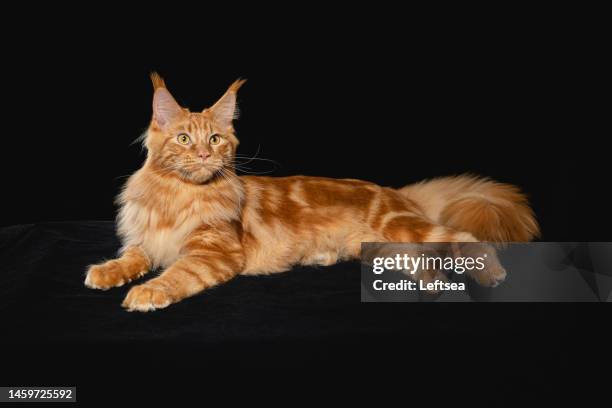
[
  {"left": 228, "top": 78, "right": 247, "bottom": 93},
  {"left": 208, "top": 78, "right": 246, "bottom": 131},
  {"left": 150, "top": 72, "right": 167, "bottom": 90}
]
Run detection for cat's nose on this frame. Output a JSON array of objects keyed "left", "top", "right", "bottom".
[{"left": 197, "top": 150, "right": 211, "bottom": 160}]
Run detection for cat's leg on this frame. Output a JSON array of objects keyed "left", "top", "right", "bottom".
[
  {"left": 121, "top": 224, "right": 245, "bottom": 312},
  {"left": 85, "top": 246, "right": 150, "bottom": 290},
  {"left": 380, "top": 215, "right": 506, "bottom": 287}
]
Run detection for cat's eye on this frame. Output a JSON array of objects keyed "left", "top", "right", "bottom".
[
  {"left": 177, "top": 133, "right": 191, "bottom": 145},
  {"left": 209, "top": 134, "right": 221, "bottom": 145}
]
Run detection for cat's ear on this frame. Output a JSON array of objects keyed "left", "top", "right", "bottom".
[
  {"left": 208, "top": 79, "right": 246, "bottom": 131},
  {"left": 151, "top": 72, "right": 184, "bottom": 129}
]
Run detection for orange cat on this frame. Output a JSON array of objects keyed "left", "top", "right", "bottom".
[{"left": 84, "top": 73, "right": 539, "bottom": 311}]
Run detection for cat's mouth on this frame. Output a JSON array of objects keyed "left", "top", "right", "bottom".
[{"left": 177, "top": 163, "right": 222, "bottom": 184}]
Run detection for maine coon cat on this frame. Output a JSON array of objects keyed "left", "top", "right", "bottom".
[{"left": 85, "top": 73, "right": 539, "bottom": 311}]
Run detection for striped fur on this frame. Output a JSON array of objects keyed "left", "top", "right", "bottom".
[{"left": 85, "top": 74, "right": 539, "bottom": 311}]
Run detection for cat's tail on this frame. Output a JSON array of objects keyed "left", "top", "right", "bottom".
[{"left": 397, "top": 174, "right": 539, "bottom": 242}]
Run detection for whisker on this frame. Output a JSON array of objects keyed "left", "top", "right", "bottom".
[
  {"left": 232, "top": 156, "right": 280, "bottom": 165},
  {"left": 233, "top": 145, "right": 282, "bottom": 168},
  {"left": 231, "top": 165, "right": 277, "bottom": 175},
  {"left": 232, "top": 144, "right": 262, "bottom": 165}
]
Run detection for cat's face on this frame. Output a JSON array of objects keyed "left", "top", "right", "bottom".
[{"left": 145, "top": 74, "right": 245, "bottom": 184}]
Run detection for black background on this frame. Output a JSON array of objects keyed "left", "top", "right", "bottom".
[
  {"left": 1, "top": 10, "right": 608, "bottom": 404},
  {"left": 3, "top": 25, "right": 606, "bottom": 240}
]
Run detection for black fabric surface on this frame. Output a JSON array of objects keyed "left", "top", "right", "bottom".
[
  {"left": 0, "top": 221, "right": 604, "bottom": 402},
  {"left": 0, "top": 220, "right": 560, "bottom": 342},
  {"left": 1, "top": 221, "right": 388, "bottom": 344}
]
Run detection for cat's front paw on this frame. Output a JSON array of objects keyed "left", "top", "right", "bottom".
[
  {"left": 85, "top": 261, "right": 128, "bottom": 290},
  {"left": 122, "top": 282, "right": 173, "bottom": 312}
]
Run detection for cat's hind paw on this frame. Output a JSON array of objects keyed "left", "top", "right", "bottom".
[
  {"left": 468, "top": 261, "right": 507, "bottom": 287},
  {"left": 122, "top": 283, "right": 173, "bottom": 312}
]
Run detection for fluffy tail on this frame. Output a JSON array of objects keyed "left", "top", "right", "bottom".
[{"left": 398, "top": 175, "right": 539, "bottom": 242}]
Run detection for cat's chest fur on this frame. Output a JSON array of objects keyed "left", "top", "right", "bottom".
[
  {"left": 116, "top": 170, "right": 243, "bottom": 269},
  {"left": 119, "top": 200, "right": 204, "bottom": 268}
]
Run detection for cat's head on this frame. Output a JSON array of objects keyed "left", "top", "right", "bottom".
[{"left": 144, "top": 73, "right": 245, "bottom": 184}]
